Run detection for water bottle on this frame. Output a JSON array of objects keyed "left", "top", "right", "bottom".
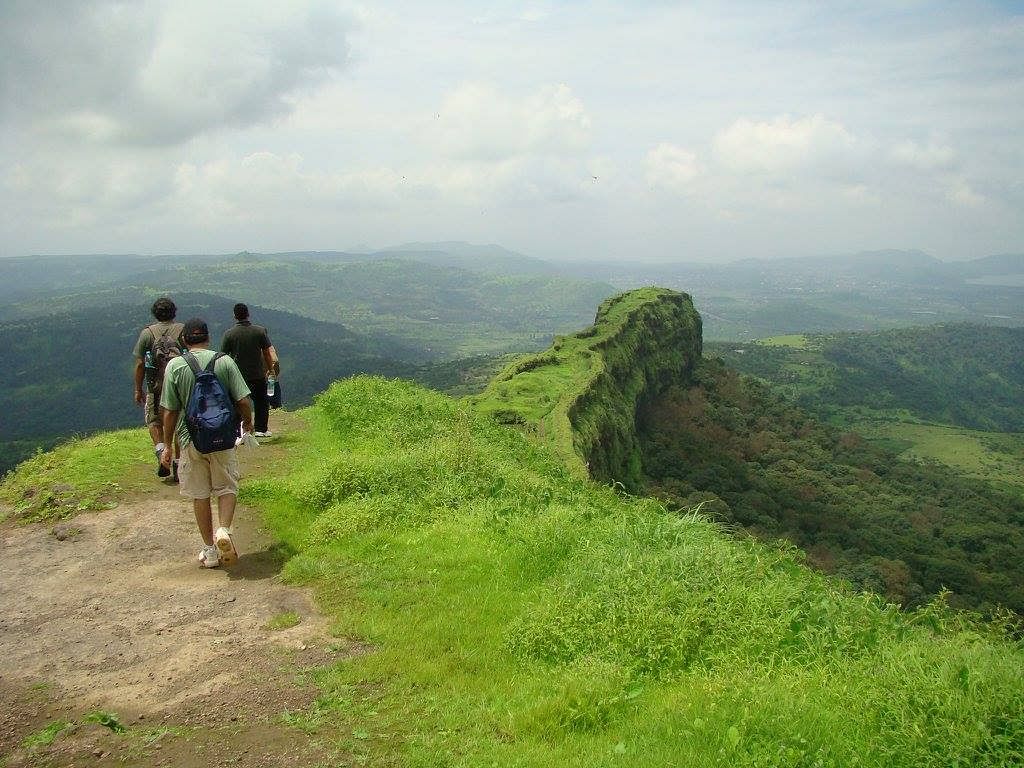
[
  {"left": 266, "top": 374, "right": 276, "bottom": 397},
  {"left": 144, "top": 350, "right": 155, "bottom": 386}
]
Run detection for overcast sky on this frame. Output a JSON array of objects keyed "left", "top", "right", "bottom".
[{"left": 1, "top": 1, "right": 1022, "bottom": 263}]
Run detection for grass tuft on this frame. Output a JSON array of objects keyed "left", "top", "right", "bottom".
[
  {"left": 266, "top": 611, "right": 302, "bottom": 631},
  {"left": 21, "top": 720, "right": 74, "bottom": 749},
  {"left": 84, "top": 710, "right": 127, "bottom": 733}
]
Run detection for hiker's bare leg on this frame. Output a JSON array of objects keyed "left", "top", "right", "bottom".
[
  {"left": 216, "top": 493, "right": 237, "bottom": 530},
  {"left": 193, "top": 497, "right": 214, "bottom": 545},
  {"left": 149, "top": 424, "right": 163, "bottom": 446}
]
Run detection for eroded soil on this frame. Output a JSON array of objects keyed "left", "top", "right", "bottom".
[{"left": 0, "top": 418, "right": 356, "bottom": 767}]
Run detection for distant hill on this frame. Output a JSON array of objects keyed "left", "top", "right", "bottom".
[
  {"left": 709, "top": 324, "right": 1024, "bottom": 432},
  {"left": 563, "top": 249, "right": 1023, "bottom": 288},
  {"left": 380, "top": 241, "right": 559, "bottom": 276},
  {"left": 946, "top": 252, "right": 1024, "bottom": 279},
  {"left": 556, "top": 250, "right": 1024, "bottom": 340},
  {"left": 0, "top": 253, "right": 225, "bottom": 302},
  {"left": 0, "top": 250, "right": 616, "bottom": 358},
  {"left": 265, "top": 243, "right": 558, "bottom": 277},
  {"left": 0, "top": 293, "right": 420, "bottom": 474}
]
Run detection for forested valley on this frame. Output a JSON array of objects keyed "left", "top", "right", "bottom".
[{"left": 639, "top": 324, "right": 1024, "bottom": 615}]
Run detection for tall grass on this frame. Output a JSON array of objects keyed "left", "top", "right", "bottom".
[
  {"left": 246, "top": 377, "right": 1024, "bottom": 767},
  {"left": 0, "top": 428, "right": 150, "bottom": 522}
]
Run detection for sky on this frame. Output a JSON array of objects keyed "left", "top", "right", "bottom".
[{"left": 1, "top": 1, "right": 1022, "bottom": 263}]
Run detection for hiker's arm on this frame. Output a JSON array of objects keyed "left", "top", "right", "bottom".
[
  {"left": 263, "top": 345, "right": 279, "bottom": 377},
  {"left": 134, "top": 359, "right": 146, "bottom": 405},
  {"left": 160, "top": 409, "right": 177, "bottom": 468},
  {"left": 236, "top": 398, "right": 254, "bottom": 435}
]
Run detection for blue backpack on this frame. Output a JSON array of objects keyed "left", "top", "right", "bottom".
[{"left": 182, "top": 351, "right": 239, "bottom": 454}]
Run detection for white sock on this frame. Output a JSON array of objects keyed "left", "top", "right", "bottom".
[{"left": 155, "top": 442, "right": 165, "bottom": 453}]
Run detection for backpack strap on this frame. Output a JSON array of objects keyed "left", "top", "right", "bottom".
[
  {"left": 148, "top": 322, "right": 184, "bottom": 344},
  {"left": 204, "top": 352, "right": 226, "bottom": 374},
  {"left": 181, "top": 348, "right": 198, "bottom": 372},
  {"left": 183, "top": 351, "right": 226, "bottom": 375}
]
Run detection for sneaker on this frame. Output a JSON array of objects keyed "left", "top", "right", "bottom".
[
  {"left": 198, "top": 544, "right": 220, "bottom": 568},
  {"left": 214, "top": 527, "right": 238, "bottom": 566},
  {"left": 156, "top": 447, "right": 170, "bottom": 478},
  {"left": 255, "top": 431, "right": 273, "bottom": 441}
]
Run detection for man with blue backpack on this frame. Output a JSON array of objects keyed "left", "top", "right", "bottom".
[{"left": 159, "top": 318, "right": 255, "bottom": 568}]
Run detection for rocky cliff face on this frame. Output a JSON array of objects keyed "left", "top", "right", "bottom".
[{"left": 472, "top": 287, "right": 702, "bottom": 489}]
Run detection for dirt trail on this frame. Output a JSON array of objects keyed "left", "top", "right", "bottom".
[{"left": 1, "top": 416, "right": 354, "bottom": 767}]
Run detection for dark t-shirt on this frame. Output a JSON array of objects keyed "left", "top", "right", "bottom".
[{"left": 220, "top": 321, "right": 272, "bottom": 381}]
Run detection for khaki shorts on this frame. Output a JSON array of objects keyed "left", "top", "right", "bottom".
[
  {"left": 144, "top": 391, "right": 161, "bottom": 428},
  {"left": 177, "top": 443, "right": 240, "bottom": 500}
]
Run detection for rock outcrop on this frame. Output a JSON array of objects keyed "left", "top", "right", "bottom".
[{"left": 472, "top": 287, "right": 702, "bottom": 489}]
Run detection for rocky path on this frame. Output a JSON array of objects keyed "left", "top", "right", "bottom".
[{"left": 0, "top": 416, "right": 354, "bottom": 767}]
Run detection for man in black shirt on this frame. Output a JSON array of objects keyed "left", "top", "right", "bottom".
[{"left": 220, "top": 303, "right": 280, "bottom": 439}]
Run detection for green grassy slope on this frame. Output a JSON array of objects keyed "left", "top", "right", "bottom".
[
  {"left": 4, "top": 290, "right": 1023, "bottom": 765},
  {"left": 258, "top": 380, "right": 1024, "bottom": 765}
]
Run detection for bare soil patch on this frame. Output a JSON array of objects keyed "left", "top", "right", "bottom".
[{"left": 1, "top": 417, "right": 356, "bottom": 767}]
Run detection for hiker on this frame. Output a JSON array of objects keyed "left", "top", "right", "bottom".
[
  {"left": 132, "top": 297, "right": 184, "bottom": 478},
  {"left": 220, "top": 302, "right": 280, "bottom": 441},
  {"left": 160, "top": 318, "right": 254, "bottom": 569}
]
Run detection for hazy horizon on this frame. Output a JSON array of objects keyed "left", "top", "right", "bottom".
[
  {"left": 3, "top": 1, "right": 1023, "bottom": 263},
  {"left": 2, "top": 243, "right": 1021, "bottom": 267}
]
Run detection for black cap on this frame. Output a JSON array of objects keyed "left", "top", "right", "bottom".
[{"left": 182, "top": 318, "right": 209, "bottom": 344}]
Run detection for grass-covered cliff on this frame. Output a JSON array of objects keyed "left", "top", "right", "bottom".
[
  {"left": 472, "top": 287, "right": 701, "bottom": 489},
  {"left": 3, "top": 288, "right": 1023, "bottom": 766}
]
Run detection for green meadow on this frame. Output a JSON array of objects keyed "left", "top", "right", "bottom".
[
  {"left": 757, "top": 334, "right": 812, "bottom": 349},
  {"left": 3, "top": 289, "right": 1023, "bottom": 766},
  {"left": 240, "top": 378, "right": 1022, "bottom": 767},
  {"left": 852, "top": 420, "right": 1024, "bottom": 495}
]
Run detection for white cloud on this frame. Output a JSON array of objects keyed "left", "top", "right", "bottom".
[
  {"left": 430, "top": 83, "right": 591, "bottom": 163},
  {"left": 1, "top": 0, "right": 354, "bottom": 145},
  {"left": 946, "top": 178, "right": 985, "bottom": 208},
  {"left": 175, "top": 152, "right": 412, "bottom": 224},
  {"left": 3, "top": 152, "right": 175, "bottom": 230},
  {"left": 713, "top": 114, "right": 857, "bottom": 175},
  {"left": 841, "top": 184, "right": 883, "bottom": 206},
  {"left": 891, "top": 140, "right": 956, "bottom": 172},
  {"left": 645, "top": 143, "right": 700, "bottom": 191}
]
